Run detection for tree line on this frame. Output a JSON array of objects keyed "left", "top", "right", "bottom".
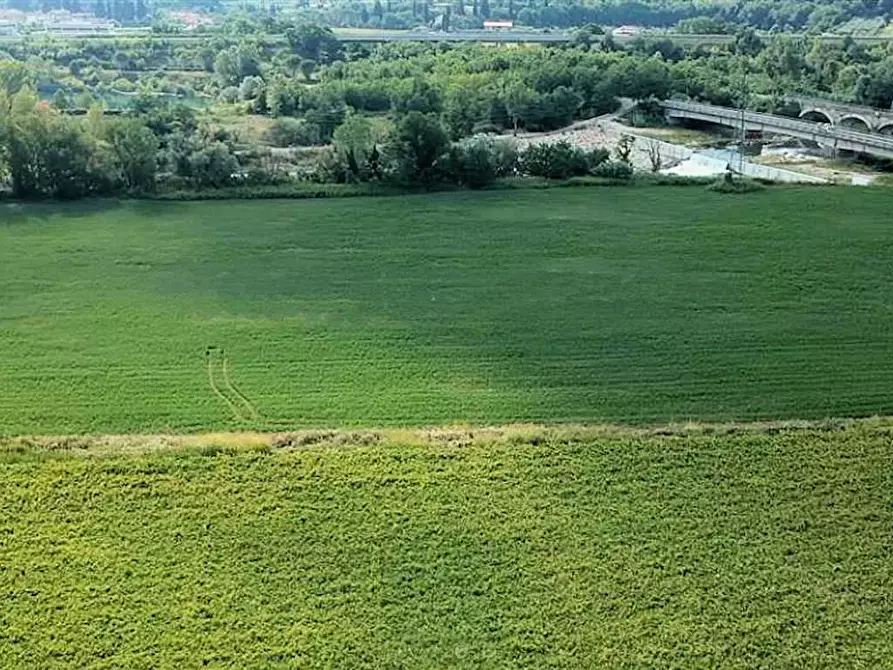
[
  {"left": 0, "top": 63, "right": 242, "bottom": 198},
  {"left": 198, "top": 0, "right": 893, "bottom": 32},
  {"left": 0, "top": 60, "right": 634, "bottom": 200}
]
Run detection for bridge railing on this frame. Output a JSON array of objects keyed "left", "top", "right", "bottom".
[{"left": 663, "top": 100, "right": 893, "bottom": 151}]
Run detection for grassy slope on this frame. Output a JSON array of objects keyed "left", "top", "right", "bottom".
[
  {"left": 1, "top": 425, "right": 891, "bottom": 668},
  {"left": 3, "top": 187, "right": 893, "bottom": 434}
]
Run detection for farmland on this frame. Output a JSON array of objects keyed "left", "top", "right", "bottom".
[
  {"left": 1, "top": 424, "right": 892, "bottom": 668},
  {"left": 3, "top": 186, "right": 893, "bottom": 435}
]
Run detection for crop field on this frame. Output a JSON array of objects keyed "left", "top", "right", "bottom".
[
  {"left": 2, "top": 187, "right": 893, "bottom": 434},
  {"left": 1, "top": 424, "right": 891, "bottom": 668}
]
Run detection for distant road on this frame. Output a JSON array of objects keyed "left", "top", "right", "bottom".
[{"left": 3, "top": 27, "right": 893, "bottom": 46}]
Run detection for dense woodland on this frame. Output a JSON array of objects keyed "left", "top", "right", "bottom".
[{"left": 3, "top": 18, "right": 893, "bottom": 199}]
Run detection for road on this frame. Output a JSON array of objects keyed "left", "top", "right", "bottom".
[{"left": 4, "top": 27, "right": 893, "bottom": 46}]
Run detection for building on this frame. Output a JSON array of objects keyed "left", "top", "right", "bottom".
[
  {"left": 483, "top": 20, "right": 513, "bottom": 31},
  {"left": 612, "top": 25, "right": 642, "bottom": 37}
]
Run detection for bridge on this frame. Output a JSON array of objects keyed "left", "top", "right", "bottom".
[
  {"left": 661, "top": 99, "right": 893, "bottom": 159},
  {"left": 791, "top": 96, "right": 893, "bottom": 135}
]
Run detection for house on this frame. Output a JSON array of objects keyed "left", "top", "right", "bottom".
[{"left": 483, "top": 20, "right": 513, "bottom": 31}]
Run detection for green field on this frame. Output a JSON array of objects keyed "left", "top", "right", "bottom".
[
  {"left": 2, "top": 187, "right": 893, "bottom": 435},
  {"left": 1, "top": 424, "right": 891, "bottom": 668}
]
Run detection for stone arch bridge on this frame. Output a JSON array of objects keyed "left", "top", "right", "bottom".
[
  {"left": 661, "top": 99, "right": 893, "bottom": 159},
  {"left": 793, "top": 97, "right": 893, "bottom": 135}
]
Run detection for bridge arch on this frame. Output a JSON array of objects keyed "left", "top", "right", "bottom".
[
  {"left": 799, "top": 108, "right": 833, "bottom": 125},
  {"left": 878, "top": 122, "right": 893, "bottom": 136},
  {"left": 838, "top": 115, "right": 872, "bottom": 133}
]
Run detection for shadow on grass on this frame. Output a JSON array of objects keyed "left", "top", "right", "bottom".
[{"left": 0, "top": 198, "right": 194, "bottom": 226}]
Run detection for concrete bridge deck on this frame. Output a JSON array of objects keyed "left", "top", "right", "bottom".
[{"left": 662, "top": 100, "right": 893, "bottom": 159}]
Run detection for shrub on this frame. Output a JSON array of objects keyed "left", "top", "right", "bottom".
[
  {"left": 218, "top": 86, "right": 239, "bottom": 104},
  {"left": 585, "top": 147, "right": 611, "bottom": 170},
  {"left": 449, "top": 141, "right": 496, "bottom": 189},
  {"left": 112, "top": 78, "right": 135, "bottom": 93},
  {"left": 449, "top": 137, "right": 519, "bottom": 188},
  {"left": 263, "top": 118, "right": 323, "bottom": 147},
  {"left": 592, "top": 160, "right": 634, "bottom": 180},
  {"left": 706, "top": 177, "right": 766, "bottom": 193},
  {"left": 520, "top": 141, "right": 589, "bottom": 179},
  {"left": 471, "top": 122, "right": 503, "bottom": 135},
  {"left": 238, "top": 76, "right": 265, "bottom": 102}
]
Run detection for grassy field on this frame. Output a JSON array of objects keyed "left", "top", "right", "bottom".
[
  {"left": 1, "top": 423, "right": 891, "bottom": 668},
  {"left": 3, "top": 187, "right": 893, "bottom": 434}
]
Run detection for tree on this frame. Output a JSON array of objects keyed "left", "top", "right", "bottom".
[
  {"left": 645, "top": 139, "right": 662, "bottom": 172},
  {"left": 0, "top": 91, "right": 106, "bottom": 199},
  {"left": 505, "top": 82, "right": 535, "bottom": 132},
  {"left": 615, "top": 134, "right": 635, "bottom": 163},
  {"left": 444, "top": 84, "right": 483, "bottom": 139},
  {"left": 300, "top": 58, "right": 317, "bottom": 83},
  {"left": 214, "top": 50, "right": 240, "bottom": 87},
  {"left": 332, "top": 114, "right": 375, "bottom": 179},
  {"left": 105, "top": 117, "right": 158, "bottom": 191},
  {"left": 479, "top": 0, "right": 489, "bottom": 18},
  {"left": 284, "top": 23, "right": 342, "bottom": 64},
  {"left": 386, "top": 111, "right": 449, "bottom": 183},
  {"left": 69, "top": 58, "right": 88, "bottom": 78},
  {"left": 239, "top": 76, "right": 265, "bottom": 101},
  {"left": 53, "top": 89, "right": 70, "bottom": 110},
  {"left": 366, "top": 144, "right": 382, "bottom": 179},
  {"left": 735, "top": 28, "right": 764, "bottom": 57},
  {"left": 198, "top": 47, "right": 216, "bottom": 73},
  {"left": 449, "top": 137, "right": 517, "bottom": 188},
  {"left": 187, "top": 142, "right": 239, "bottom": 188},
  {"left": 519, "top": 141, "right": 591, "bottom": 179}
]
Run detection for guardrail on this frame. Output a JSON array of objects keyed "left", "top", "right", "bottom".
[{"left": 663, "top": 100, "right": 893, "bottom": 152}]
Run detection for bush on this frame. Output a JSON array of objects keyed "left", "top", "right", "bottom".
[
  {"left": 112, "top": 78, "right": 135, "bottom": 93},
  {"left": 706, "top": 177, "right": 766, "bottom": 193},
  {"left": 239, "top": 76, "right": 265, "bottom": 102},
  {"left": 263, "top": 118, "right": 323, "bottom": 147},
  {"left": 471, "top": 122, "right": 503, "bottom": 135},
  {"left": 448, "top": 137, "right": 519, "bottom": 188},
  {"left": 218, "top": 86, "right": 239, "bottom": 104},
  {"left": 520, "top": 141, "right": 590, "bottom": 179},
  {"left": 592, "top": 160, "right": 634, "bottom": 180}
]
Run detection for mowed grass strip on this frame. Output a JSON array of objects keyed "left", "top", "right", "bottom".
[
  {"left": 1, "top": 424, "right": 891, "bottom": 668},
  {"left": 2, "top": 187, "right": 893, "bottom": 433}
]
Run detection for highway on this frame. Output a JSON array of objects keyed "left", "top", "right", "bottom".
[{"left": 4, "top": 27, "right": 893, "bottom": 46}]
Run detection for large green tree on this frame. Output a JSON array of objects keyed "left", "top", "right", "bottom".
[{"left": 386, "top": 112, "right": 450, "bottom": 184}]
